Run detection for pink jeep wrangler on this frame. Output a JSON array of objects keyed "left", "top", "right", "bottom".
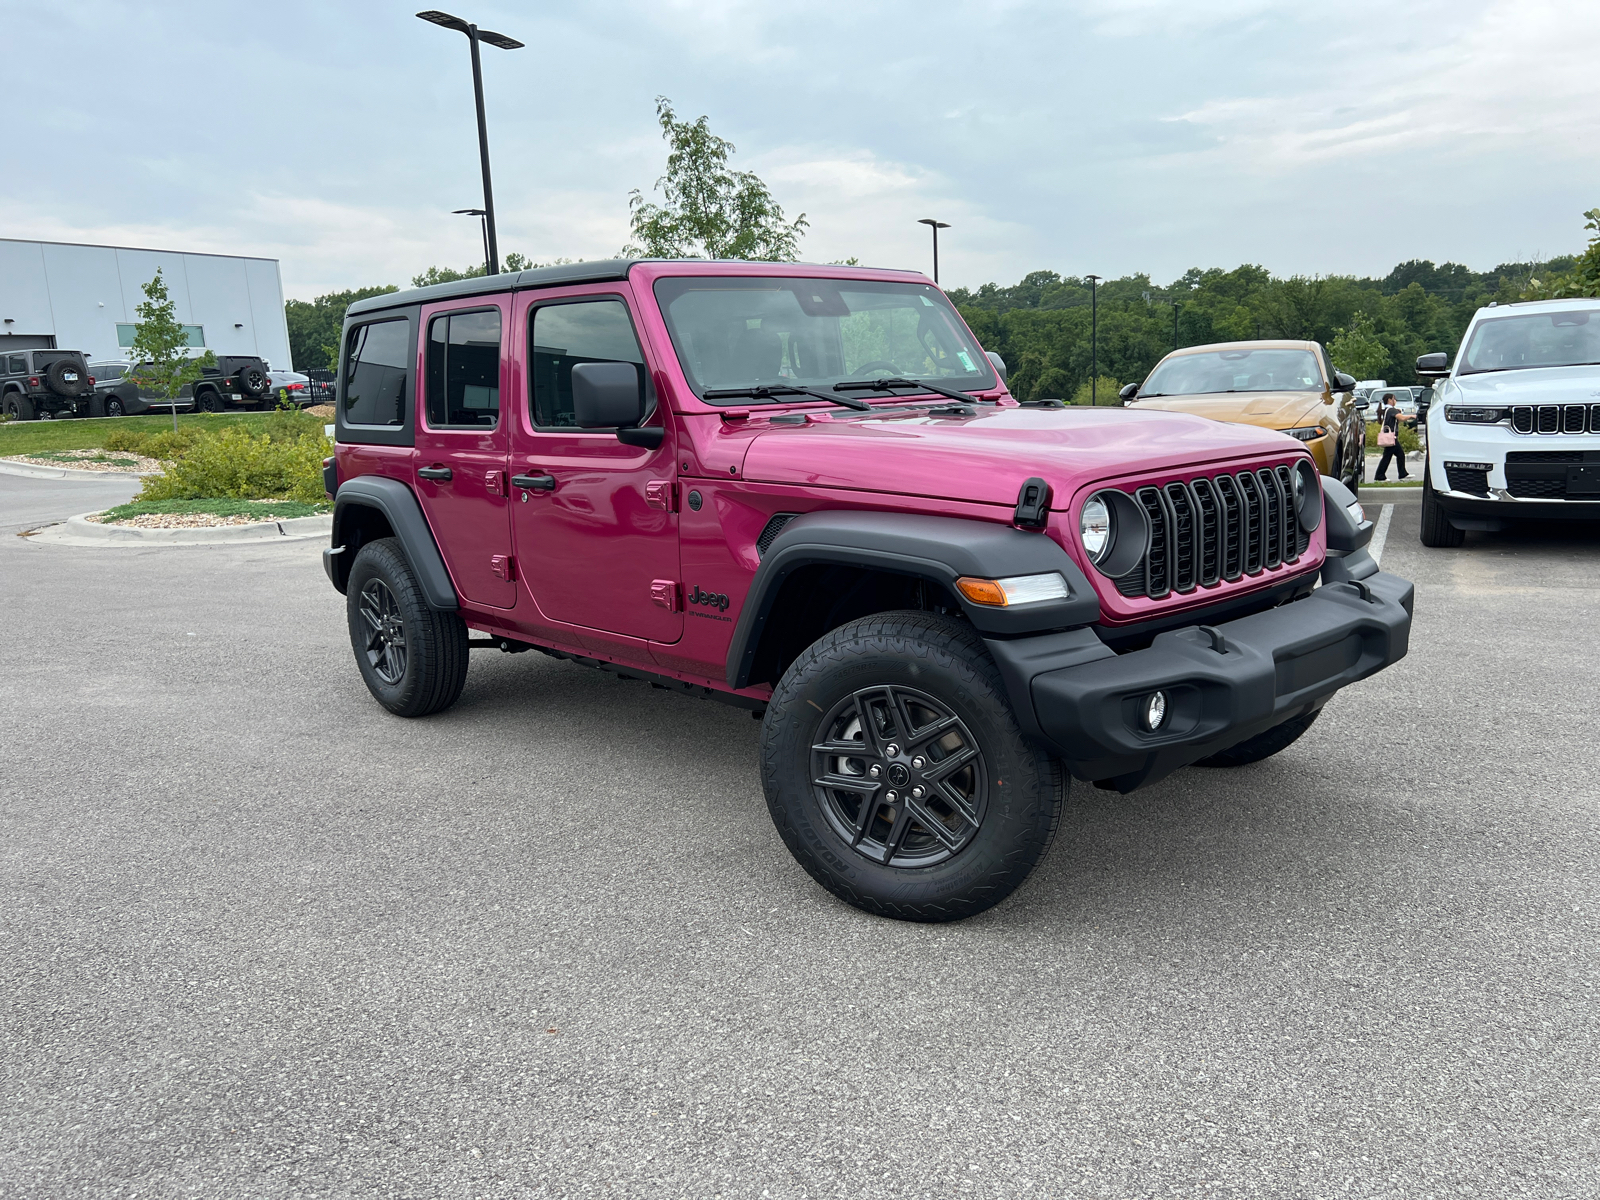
[{"left": 323, "top": 260, "right": 1412, "bottom": 921}]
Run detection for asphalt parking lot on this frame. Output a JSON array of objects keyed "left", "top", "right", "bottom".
[{"left": 3, "top": 475, "right": 1597, "bottom": 1200}]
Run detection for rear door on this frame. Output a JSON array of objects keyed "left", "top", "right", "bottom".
[
  {"left": 508, "top": 286, "right": 681, "bottom": 644},
  {"left": 413, "top": 299, "right": 517, "bottom": 610}
]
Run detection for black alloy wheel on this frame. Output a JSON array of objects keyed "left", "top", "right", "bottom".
[
  {"left": 5, "top": 395, "right": 35, "bottom": 421},
  {"left": 105, "top": 396, "right": 125, "bottom": 418},
  {"left": 197, "top": 389, "right": 224, "bottom": 413},
  {"left": 761, "top": 610, "right": 1064, "bottom": 922},
  {"left": 345, "top": 537, "right": 469, "bottom": 717},
  {"left": 811, "top": 684, "right": 987, "bottom": 868}
]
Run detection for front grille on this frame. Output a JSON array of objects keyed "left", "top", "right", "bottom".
[
  {"left": 1511, "top": 404, "right": 1600, "bottom": 435},
  {"left": 1503, "top": 449, "right": 1600, "bottom": 500},
  {"left": 1506, "top": 479, "right": 1568, "bottom": 499},
  {"left": 1507, "top": 450, "right": 1584, "bottom": 464},
  {"left": 1113, "top": 464, "right": 1310, "bottom": 601},
  {"left": 1445, "top": 465, "right": 1490, "bottom": 496}
]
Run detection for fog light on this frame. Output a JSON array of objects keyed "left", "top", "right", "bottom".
[{"left": 1142, "top": 690, "right": 1168, "bottom": 731}]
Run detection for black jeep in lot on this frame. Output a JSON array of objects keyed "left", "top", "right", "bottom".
[
  {"left": 1, "top": 349, "right": 96, "bottom": 419},
  {"left": 192, "top": 356, "right": 274, "bottom": 412}
]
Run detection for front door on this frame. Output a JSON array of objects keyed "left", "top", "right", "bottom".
[
  {"left": 413, "top": 300, "right": 516, "bottom": 609},
  {"left": 509, "top": 288, "right": 681, "bottom": 644}
]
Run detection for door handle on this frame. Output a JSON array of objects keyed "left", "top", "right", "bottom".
[
  {"left": 511, "top": 473, "right": 557, "bottom": 491},
  {"left": 418, "top": 466, "right": 453, "bottom": 481}
]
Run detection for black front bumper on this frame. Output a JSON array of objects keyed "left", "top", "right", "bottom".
[
  {"left": 987, "top": 571, "right": 1414, "bottom": 792},
  {"left": 1438, "top": 491, "right": 1600, "bottom": 528}
]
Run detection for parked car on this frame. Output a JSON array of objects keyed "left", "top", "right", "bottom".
[
  {"left": 321, "top": 260, "right": 1414, "bottom": 923},
  {"left": 1416, "top": 296, "right": 1600, "bottom": 546},
  {"left": 88, "top": 361, "right": 197, "bottom": 416},
  {"left": 1120, "top": 339, "right": 1369, "bottom": 494},
  {"left": 192, "top": 355, "right": 274, "bottom": 412},
  {"left": 267, "top": 369, "right": 311, "bottom": 407},
  {"left": 1, "top": 348, "right": 96, "bottom": 419}
]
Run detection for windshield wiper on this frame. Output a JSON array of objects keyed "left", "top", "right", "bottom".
[
  {"left": 835, "top": 377, "right": 997, "bottom": 405},
  {"left": 703, "top": 384, "right": 872, "bottom": 411}
]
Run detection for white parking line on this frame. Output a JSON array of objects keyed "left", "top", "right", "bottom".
[{"left": 1368, "top": 504, "right": 1394, "bottom": 565}]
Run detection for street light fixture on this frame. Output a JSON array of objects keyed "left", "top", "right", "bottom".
[
  {"left": 453, "top": 207, "right": 490, "bottom": 276},
  {"left": 917, "top": 218, "right": 951, "bottom": 284},
  {"left": 417, "top": 10, "right": 524, "bottom": 276},
  {"left": 1086, "top": 274, "right": 1101, "bottom": 406}
]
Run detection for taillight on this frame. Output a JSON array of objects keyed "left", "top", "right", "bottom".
[
  {"left": 288, "top": 382, "right": 305, "bottom": 391},
  {"left": 88, "top": 376, "right": 96, "bottom": 385},
  {"left": 28, "top": 377, "right": 39, "bottom": 387}
]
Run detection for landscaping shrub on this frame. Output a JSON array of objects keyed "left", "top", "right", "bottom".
[
  {"left": 136, "top": 425, "right": 331, "bottom": 504},
  {"left": 102, "top": 427, "right": 203, "bottom": 460}
]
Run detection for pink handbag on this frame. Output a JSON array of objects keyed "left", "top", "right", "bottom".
[{"left": 1378, "top": 428, "right": 1397, "bottom": 447}]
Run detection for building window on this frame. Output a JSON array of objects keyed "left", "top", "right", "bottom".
[{"left": 116, "top": 323, "right": 205, "bottom": 349}]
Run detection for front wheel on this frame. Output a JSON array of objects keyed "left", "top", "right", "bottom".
[
  {"left": 1419, "top": 465, "right": 1465, "bottom": 548},
  {"left": 345, "top": 538, "right": 469, "bottom": 717},
  {"left": 760, "top": 611, "right": 1064, "bottom": 922}
]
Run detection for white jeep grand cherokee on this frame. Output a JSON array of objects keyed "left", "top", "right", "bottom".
[{"left": 1418, "top": 297, "right": 1600, "bottom": 547}]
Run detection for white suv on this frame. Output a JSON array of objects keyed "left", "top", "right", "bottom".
[{"left": 1418, "top": 297, "right": 1600, "bottom": 547}]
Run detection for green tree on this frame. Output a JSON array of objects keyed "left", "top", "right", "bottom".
[
  {"left": 1522, "top": 207, "right": 1600, "bottom": 300},
  {"left": 1328, "top": 312, "right": 1390, "bottom": 381},
  {"left": 285, "top": 285, "right": 399, "bottom": 372},
  {"left": 1071, "top": 376, "right": 1122, "bottom": 407},
  {"left": 624, "top": 96, "right": 807, "bottom": 261},
  {"left": 410, "top": 252, "right": 540, "bottom": 288},
  {"left": 127, "top": 269, "right": 214, "bottom": 433}
]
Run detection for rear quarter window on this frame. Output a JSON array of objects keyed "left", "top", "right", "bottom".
[{"left": 343, "top": 319, "right": 411, "bottom": 427}]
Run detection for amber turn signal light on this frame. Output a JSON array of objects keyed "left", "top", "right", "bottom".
[{"left": 955, "top": 573, "right": 1070, "bottom": 607}]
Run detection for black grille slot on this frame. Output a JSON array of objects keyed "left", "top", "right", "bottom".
[
  {"left": 1137, "top": 486, "right": 1170, "bottom": 599},
  {"left": 1215, "top": 475, "right": 1243, "bottom": 580},
  {"left": 1256, "top": 468, "right": 1285, "bottom": 569},
  {"left": 1190, "top": 478, "right": 1221, "bottom": 585},
  {"left": 1164, "top": 482, "right": 1197, "bottom": 593},
  {"left": 1275, "top": 465, "right": 1308, "bottom": 560},
  {"left": 1565, "top": 405, "right": 1588, "bottom": 433},
  {"left": 1506, "top": 478, "right": 1566, "bottom": 499},
  {"left": 1237, "top": 472, "right": 1264, "bottom": 574},
  {"left": 755, "top": 513, "right": 798, "bottom": 558},
  {"left": 1445, "top": 466, "right": 1490, "bottom": 496},
  {"left": 1538, "top": 406, "right": 1561, "bottom": 433},
  {"left": 1507, "top": 450, "right": 1583, "bottom": 464},
  {"left": 1512, "top": 406, "right": 1534, "bottom": 433},
  {"left": 1592, "top": 404, "right": 1600, "bottom": 433}
]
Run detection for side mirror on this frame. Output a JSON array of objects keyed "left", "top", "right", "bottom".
[
  {"left": 985, "top": 350, "right": 1007, "bottom": 384},
  {"left": 1118, "top": 383, "right": 1139, "bottom": 402},
  {"left": 1416, "top": 351, "right": 1449, "bottom": 381},
  {"left": 572, "top": 361, "right": 662, "bottom": 449},
  {"left": 1333, "top": 371, "right": 1357, "bottom": 393},
  {"left": 1356, "top": 399, "right": 1370, "bottom": 410}
]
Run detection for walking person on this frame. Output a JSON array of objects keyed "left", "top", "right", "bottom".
[{"left": 1374, "top": 392, "right": 1410, "bottom": 481}]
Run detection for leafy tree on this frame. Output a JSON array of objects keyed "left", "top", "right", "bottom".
[
  {"left": 126, "top": 269, "right": 215, "bottom": 433},
  {"left": 1328, "top": 312, "right": 1390, "bottom": 381},
  {"left": 410, "top": 252, "right": 542, "bottom": 288},
  {"left": 1071, "top": 376, "right": 1122, "bottom": 407},
  {"left": 1522, "top": 208, "right": 1600, "bottom": 300},
  {"left": 286, "top": 285, "right": 399, "bottom": 372},
  {"left": 624, "top": 96, "right": 807, "bottom": 261}
]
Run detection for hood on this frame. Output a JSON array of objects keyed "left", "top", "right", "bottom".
[
  {"left": 1126, "top": 390, "right": 1327, "bottom": 430},
  {"left": 1445, "top": 365, "right": 1600, "bottom": 404},
  {"left": 736, "top": 404, "right": 1303, "bottom": 510}
]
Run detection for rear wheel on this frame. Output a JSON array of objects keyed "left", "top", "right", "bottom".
[
  {"left": 345, "top": 538, "right": 469, "bottom": 717},
  {"left": 1193, "top": 708, "right": 1320, "bottom": 768},
  {"left": 760, "top": 610, "right": 1064, "bottom": 922},
  {"left": 5, "top": 394, "right": 35, "bottom": 421},
  {"left": 1419, "top": 465, "right": 1465, "bottom": 548},
  {"left": 196, "top": 388, "right": 224, "bottom": 413},
  {"left": 105, "top": 396, "right": 126, "bottom": 418}
]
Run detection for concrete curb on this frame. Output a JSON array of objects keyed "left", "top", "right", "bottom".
[
  {"left": 28, "top": 512, "right": 331, "bottom": 547},
  {"left": 0, "top": 459, "right": 149, "bottom": 481}
]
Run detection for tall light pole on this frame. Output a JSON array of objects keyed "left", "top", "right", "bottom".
[
  {"left": 917, "top": 218, "right": 950, "bottom": 284},
  {"left": 417, "top": 11, "right": 523, "bottom": 275},
  {"left": 1086, "top": 274, "right": 1101, "bottom": 405},
  {"left": 453, "top": 208, "right": 489, "bottom": 276}
]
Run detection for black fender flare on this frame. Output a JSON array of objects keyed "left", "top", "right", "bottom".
[
  {"left": 725, "top": 510, "right": 1101, "bottom": 689},
  {"left": 327, "top": 476, "right": 457, "bottom": 611}
]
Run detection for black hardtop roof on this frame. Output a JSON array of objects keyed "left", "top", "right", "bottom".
[{"left": 344, "top": 258, "right": 925, "bottom": 319}]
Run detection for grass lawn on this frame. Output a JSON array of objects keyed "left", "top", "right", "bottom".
[
  {"left": 0, "top": 412, "right": 277, "bottom": 457},
  {"left": 97, "top": 498, "right": 330, "bottom": 522}
]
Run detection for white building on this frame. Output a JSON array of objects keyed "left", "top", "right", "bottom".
[{"left": 0, "top": 237, "right": 292, "bottom": 369}]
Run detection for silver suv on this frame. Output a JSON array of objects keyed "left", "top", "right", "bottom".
[{"left": 88, "top": 361, "right": 197, "bottom": 418}]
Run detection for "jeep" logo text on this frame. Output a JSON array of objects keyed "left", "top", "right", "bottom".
[{"left": 689, "top": 585, "right": 730, "bottom": 612}]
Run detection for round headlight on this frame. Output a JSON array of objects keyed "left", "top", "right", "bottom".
[
  {"left": 1080, "top": 496, "right": 1112, "bottom": 561},
  {"left": 1292, "top": 460, "right": 1322, "bottom": 531}
]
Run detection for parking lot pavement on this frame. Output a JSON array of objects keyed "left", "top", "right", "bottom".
[
  {"left": 3, "top": 472, "right": 1598, "bottom": 1200},
  {"left": 0, "top": 468, "right": 140, "bottom": 535}
]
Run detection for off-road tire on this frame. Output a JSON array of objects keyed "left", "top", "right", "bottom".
[
  {"left": 44, "top": 359, "right": 91, "bottom": 398},
  {"left": 346, "top": 538, "right": 469, "bottom": 717},
  {"left": 1419, "top": 466, "right": 1465, "bottom": 548},
  {"left": 236, "top": 365, "right": 269, "bottom": 398},
  {"left": 761, "top": 610, "right": 1064, "bottom": 922},
  {"left": 1193, "top": 708, "right": 1321, "bottom": 768},
  {"left": 5, "top": 394, "right": 35, "bottom": 421},
  {"left": 196, "top": 388, "right": 225, "bottom": 413}
]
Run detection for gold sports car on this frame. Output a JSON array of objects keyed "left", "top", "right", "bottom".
[{"left": 1120, "top": 340, "right": 1368, "bottom": 494}]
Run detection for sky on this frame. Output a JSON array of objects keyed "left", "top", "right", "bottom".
[{"left": 6, "top": 0, "right": 1599, "bottom": 300}]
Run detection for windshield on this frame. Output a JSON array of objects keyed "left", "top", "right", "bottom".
[
  {"left": 653, "top": 276, "right": 995, "bottom": 403},
  {"left": 1141, "top": 348, "right": 1323, "bottom": 397},
  {"left": 1459, "top": 310, "right": 1600, "bottom": 375}
]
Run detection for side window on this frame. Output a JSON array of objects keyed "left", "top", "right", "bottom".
[
  {"left": 425, "top": 309, "right": 501, "bottom": 429},
  {"left": 7, "top": 355, "right": 25, "bottom": 374},
  {"left": 342, "top": 318, "right": 410, "bottom": 427},
  {"left": 530, "top": 299, "right": 646, "bottom": 428}
]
